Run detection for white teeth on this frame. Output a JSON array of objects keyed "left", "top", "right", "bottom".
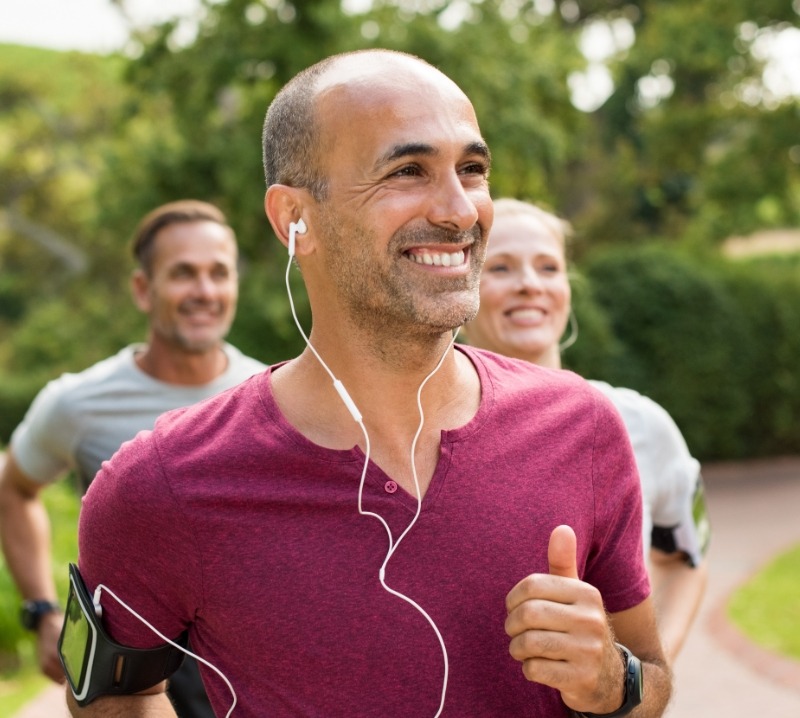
[
  {"left": 509, "top": 308, "right": 544, "bottom": 320},
  {"left": 409, "top": 250, "right": 465, "bottom": 267}
]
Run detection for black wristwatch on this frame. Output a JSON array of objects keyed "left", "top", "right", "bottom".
[
  {"left": 575, "top": 643, "right": 643, "bottom": 718},
  {"left": 20, "top": 599, "right": 61, "bottom": 631}
]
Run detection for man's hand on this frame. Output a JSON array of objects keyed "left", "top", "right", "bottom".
[
  {"left": 505, "top": 525, "right": 626, "bottom": 715},
  {"left": 37, "top": 610, "right": 67, "bottom": 683}
]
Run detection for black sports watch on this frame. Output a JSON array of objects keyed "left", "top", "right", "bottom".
[
  {"left": 575, "top": 643, "right": 643, "bottom": 718},
  {"left": 21, "top": 599, "right": 61, "bottom": 631}
]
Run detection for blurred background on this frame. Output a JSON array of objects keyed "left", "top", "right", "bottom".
[
  {"left": 1, "top": 0, "right": 799, "bottom": 461},
  {"left": 0, "top": 0, "right": 799, "bottom": 705}
]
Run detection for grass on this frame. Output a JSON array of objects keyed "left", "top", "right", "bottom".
[
  {"left": 728, "top": 542, "right": 800, "bottom": 660},
  {"left": 0, "top": 645, "right": 50, "bottom": 715},
  {"left": 0, "top": 478, "right": 81, "bottom": 714}
]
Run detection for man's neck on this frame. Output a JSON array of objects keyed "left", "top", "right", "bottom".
[
  {"left": 273, "top": 335, "right": 479, "bottom": 495},
  {"left": 273, "top": 333, "right": 480, "bottom": 449},
  {"left": 135, "top": 340, "right": 228, "bottom": 386}
]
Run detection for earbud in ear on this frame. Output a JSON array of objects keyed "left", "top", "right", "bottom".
[{"left": 288, "top": 219, "right": 308, "bottom": 258}]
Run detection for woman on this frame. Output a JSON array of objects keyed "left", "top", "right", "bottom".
[{"left": 464, "top": 198, "right": 709, "bottom": 662}]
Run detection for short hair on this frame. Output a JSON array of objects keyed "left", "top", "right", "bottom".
[
  {"left": 262, "top": 49, "right": 428, "bottom": 200},
  {"left": 131, "top": 200, "right": 232, "bottom": 275},
  {"left": 492, "top": 198, "right": 573, "bottom": 253}
]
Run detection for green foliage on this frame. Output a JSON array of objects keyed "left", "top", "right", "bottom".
[
  {"left": 560, "top": 270, "right": 624, "bottom": 380},
  {"left": 578, "top": 245, "right": 800, "bottom": 459},
  {"left": 716, "top": 256, "right": 800, "bottom": 455},
  {"left": 728, "top": 543, "right": 800, "bottom": 660}
]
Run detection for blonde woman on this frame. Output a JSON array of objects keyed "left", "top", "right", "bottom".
[{"left": 464, "top": 198, "right": 710, "bottom": 662}]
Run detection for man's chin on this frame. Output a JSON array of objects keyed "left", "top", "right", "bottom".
[{"left": 175, "top": 333, "right": 226, "bottom": 354}]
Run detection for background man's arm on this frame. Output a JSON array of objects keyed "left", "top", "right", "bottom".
[{"left": 0, "top": 449, "right": 64, "bottom": 681}]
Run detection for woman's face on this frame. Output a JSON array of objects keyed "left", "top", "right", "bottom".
[{"left": 466, "top": 212, "right": 571, "bottom": 366}]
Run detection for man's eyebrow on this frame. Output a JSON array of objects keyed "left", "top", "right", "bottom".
[
  {"left": 374, "top": 140, "right": 492, "bottom": 170},
  {"left": 376, "top": 143, "right": 438, "bottom": 169},
  {"left": 466, "top": 141, "right": 492, "bottom": 165}
]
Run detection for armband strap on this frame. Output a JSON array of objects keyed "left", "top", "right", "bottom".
[
  {"left": 58, "top": 563, "right": 187, "bottom": 707},
  {"left": 651, "top": 472, "right": 711, "bottom": 567}
]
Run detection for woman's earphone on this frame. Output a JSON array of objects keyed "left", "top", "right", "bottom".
[{"left": 288, "top": 218, "right": 307, "bottom": 257}]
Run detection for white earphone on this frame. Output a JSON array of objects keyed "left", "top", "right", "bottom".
[{"left": 288, "top": 218, "right": 307, "bottom": 257}]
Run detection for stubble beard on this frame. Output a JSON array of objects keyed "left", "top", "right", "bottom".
[{"left": 322, "top": 216, "right": 486, "bottom": 338}]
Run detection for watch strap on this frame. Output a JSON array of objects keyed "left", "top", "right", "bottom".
[{"left": 21, "top": 599, "right": 61, "bottom": 630}]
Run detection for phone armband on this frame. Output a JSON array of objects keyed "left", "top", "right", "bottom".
[{"left": 58, "top": 563, "right": 187, "bottom": 706}]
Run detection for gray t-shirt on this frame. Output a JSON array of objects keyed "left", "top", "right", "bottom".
[{"left": 11, "top": 343, "right": 265, "bottom": 491}]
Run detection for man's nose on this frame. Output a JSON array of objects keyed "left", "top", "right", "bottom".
[{"left": 427, "top": 171, "right": 481, "bottom": 232}]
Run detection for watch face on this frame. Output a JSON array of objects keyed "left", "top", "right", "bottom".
[{"left": 21, "top": 603, "right": 38, "bottom": 630}]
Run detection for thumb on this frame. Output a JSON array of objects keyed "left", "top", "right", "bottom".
[{"left": 548, "top": 524, "right": 579, "bottom": 579}]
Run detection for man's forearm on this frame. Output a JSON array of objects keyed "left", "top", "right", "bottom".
[
  {"left": 67, "top": 685, "right": 177, "bottom": 717},
  {"left": 636, "top": 658, "right": 672, "bottom": 717}
]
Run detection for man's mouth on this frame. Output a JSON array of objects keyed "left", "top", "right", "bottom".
[
  {"left": 405, "top": 248, "right": 467, "bottom": 267},
  {"left": 180, "top": 302, "right": 223, "bottom": 320}
]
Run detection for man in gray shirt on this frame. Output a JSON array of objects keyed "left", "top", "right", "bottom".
[{"left": 0, "top": 199, "right": 265, "bottom": 717}]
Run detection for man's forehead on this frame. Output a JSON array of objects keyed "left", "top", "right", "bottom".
[
  {"left": 315, "top": 58, "right": 482, "bottom": 149},
  {"left": 317, "top": 52, "right": 449, "bottom": 90},
  {"left": 315, "top": 53, "right": 471, "bottom": 116}
]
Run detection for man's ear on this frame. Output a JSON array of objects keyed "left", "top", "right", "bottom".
[
  {"left": 265, "top": 185, "right": 314, "bottom": 257},
  {"left": 130, "top": 269, "right": 152, "bottom": 312}
]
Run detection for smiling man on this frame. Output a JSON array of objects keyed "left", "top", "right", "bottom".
[
  {"left": 0, "top": 200, "right": 265, "bottom": 718},
  {"left": 69, "top": 51, "right": 671, "bottom": 718}
]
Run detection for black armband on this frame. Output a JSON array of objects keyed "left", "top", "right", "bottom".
[{"left": 58, "top": 563, "right": 187, "bottom": 706}]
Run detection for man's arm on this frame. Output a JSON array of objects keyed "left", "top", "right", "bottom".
[
  {"left": 648, "top": 549, "right": 708, "bottom": 662},
  {"left": 66, "top": 681, "right": 177, "bottom": 717},
  {"left": 0, "top": 450, "right": 65, "bottom": 682},
  {"left": 506, "top": 525, "right": 672, "bottom": 717}
]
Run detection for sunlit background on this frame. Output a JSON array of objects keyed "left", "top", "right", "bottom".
[{"left": 1, "top": 0, "right": 798, "bottom": 110}]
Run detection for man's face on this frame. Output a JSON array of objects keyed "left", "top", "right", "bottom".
[
  {"left": 135, "top": 220, "right": 239, "bottom": 353},
  {"left": 306, "top": 58, "right": 493, "bottom": 336}
]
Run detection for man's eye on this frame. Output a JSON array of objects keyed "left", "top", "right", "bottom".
[
  {"left": 461, "top": 162, "right": 489, "bottom": 177},
  {"left": 390, "top": 165, "right": 422, "bottom": 178},
  {"left": 487, "top": 264, "right": 509, "bottom": 273}
]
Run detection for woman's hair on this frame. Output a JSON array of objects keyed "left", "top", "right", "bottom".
[{"left": 492, "top": 198, "right": 573, "bottom": 255}]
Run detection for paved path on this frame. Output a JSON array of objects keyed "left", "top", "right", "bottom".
[
  {"left": 13, "top": 458, "right": 800, "bottom": 717},
  {"left": 667, "top": 456, "right": 800, "bottom": 717}
]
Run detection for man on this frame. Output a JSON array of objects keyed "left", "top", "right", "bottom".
[
  {"left": 0, "top": 200, "right": 265, "bottom": 718},
  {"left": 68, "top": 51, "right": 671, "bottom": 717}
]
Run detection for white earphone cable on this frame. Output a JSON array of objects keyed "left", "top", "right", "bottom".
[
  {"left": 92, "top": 584, "right": 237, "bottom": 718},
  {"left": 285, "top": 248, "right": 453, "bottom": 717}
]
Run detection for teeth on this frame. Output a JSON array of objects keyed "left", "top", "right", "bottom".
[
  {"left": 409, "top": 250, "right": 465, "bottom": 267},
  {"left": 509, "top": 308, "right": 544, "bottom": 320}
]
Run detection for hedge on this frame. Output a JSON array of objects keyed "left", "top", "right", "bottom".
[{"left": 568, "top": 244, "right": 800, "bottom": 460}]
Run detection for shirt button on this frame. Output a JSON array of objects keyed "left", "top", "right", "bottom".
[{"left": 384, "top": 480, "right": 398, "bottom": 494}]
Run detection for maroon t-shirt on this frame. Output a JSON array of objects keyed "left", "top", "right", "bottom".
[{"left": 80, "top": 346, "right": 648, "bottom": 717}]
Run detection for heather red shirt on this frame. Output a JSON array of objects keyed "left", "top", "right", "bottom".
[{"left": 79, "top": 345, "right": 649, "bottom": 717}]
